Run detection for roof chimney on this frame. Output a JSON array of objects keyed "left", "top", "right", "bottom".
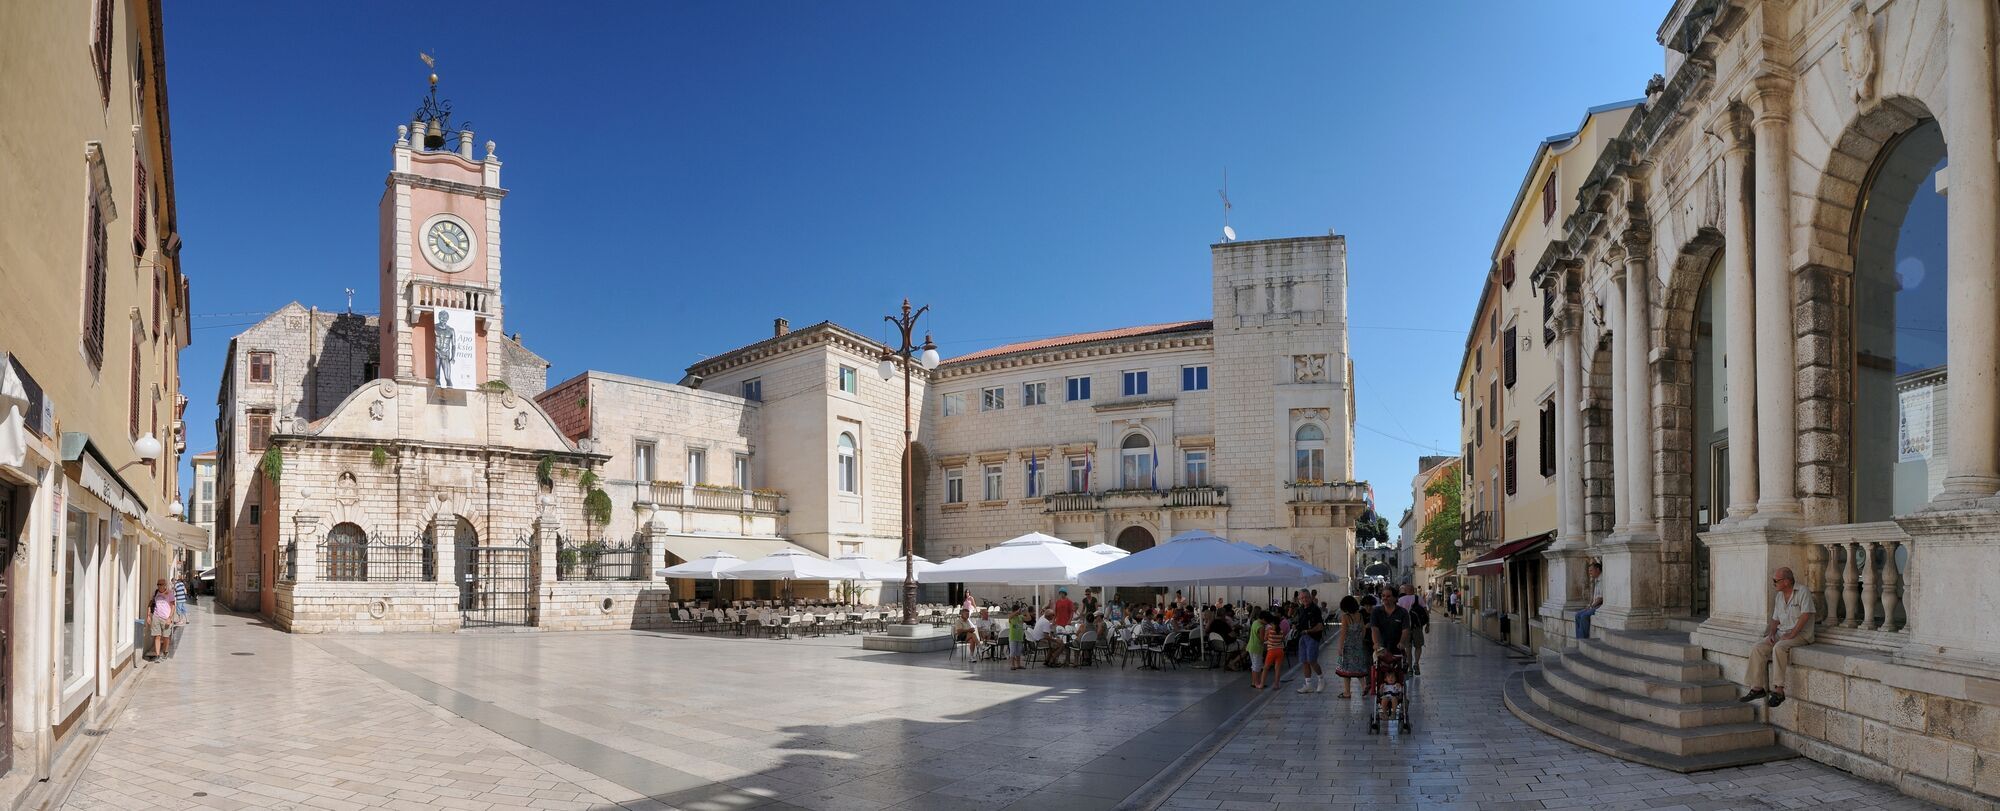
[{"left": 774, "top": 318, "right": 790, "bottom": 337}]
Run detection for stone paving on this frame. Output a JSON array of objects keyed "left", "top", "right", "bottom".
[
  {"left": 60, "top": 606, "right": 1941, "bottom": 811},
  {"left": 1162, "top": 618, "right": 1941, "bottom": 811}
]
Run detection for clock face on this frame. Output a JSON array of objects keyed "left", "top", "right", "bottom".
[{"left": 425, "top": 219, "right": 473, "bottom": 270}]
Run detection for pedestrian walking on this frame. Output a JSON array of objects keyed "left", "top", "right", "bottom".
[
  {"left": 1259, "top": 611, "right": 1285, "bottom": 682},
  {"left": 1333, "top": 595, "right": 1369, "bottom": 698},
  {"left": 145, "top": 579, "right": 174, "bottom": 660},
  {"left": 1246, "top": 610, "right": 1269, "bottom": 689},
  {"left": 1295, "top": 590, "right": 1328, "bottom": 694},
  {"left": 173, "top": 575, "right": 191, "bottom": 626},
  {"left": 1007, "top": 607, "right": 1027, "bottom": 670}
]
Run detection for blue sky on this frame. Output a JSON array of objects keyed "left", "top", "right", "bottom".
[{"left": 166, "top": 3, "right": 1668, "bottom": 535}]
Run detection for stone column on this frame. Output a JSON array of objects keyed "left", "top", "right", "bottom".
[
  {"left": 1937, "top": 0, "right": 2000, "bottom": 504},
  {"left": 1621, "top": 233, "right": 1657, "bottom": 531},
  {"left": 1540, "top": 271, "right": 1594, "bottom": 647},
  {"left": 1696, "top": 80, "right": 1813, "bottom": 652},
  {"left": 1719, "top": 107, "right": 1760, "bottom": 521},
  {"left": 1749, "top": 77, "right": 1801, "bottom": 520},
  {"left": 1606, "top": 269, "right": 1630, "bottom": 531},
  {"left": 1600, "top": 229, "right": 1665, "bottom": 631}
]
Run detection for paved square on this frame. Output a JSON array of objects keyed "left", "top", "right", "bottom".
[{"left": 60, "top": 608, "right": 1939, "bottom": 810}]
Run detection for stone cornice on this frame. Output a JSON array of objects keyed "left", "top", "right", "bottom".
[
  {"left": 386, "top": 172, "right": 507, "bottom": 200},
  {"left": 934, "top": 333, "right": 1212, "bottom": 381},
  {"left": 1093, "top": 397, "right": 1178, "bottom": 414},
  {"left": 1175, "top": 435, "right": 1215, "bottom": 449},
  {"left": 686, "top": 322, "right": 895, "bottom": 380}
]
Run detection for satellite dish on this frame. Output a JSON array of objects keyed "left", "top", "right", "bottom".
[{"left": 1222, "top": 225, "right": 1237, "bottom": 242}]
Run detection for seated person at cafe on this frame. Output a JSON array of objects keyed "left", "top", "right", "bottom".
[{"left": 952, "top": 609, "right": 976, "bottom": 643}]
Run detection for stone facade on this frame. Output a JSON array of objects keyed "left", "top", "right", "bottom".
[
  {"left": 1516, "top": 1, "right": 2000, "bottom": 805},
  {"left": 212, "top": 305, "right": 379, "bottom": 610}
]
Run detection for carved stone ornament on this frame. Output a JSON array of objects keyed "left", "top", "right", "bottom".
[
  {"left": 1589, "top": 293, "right": 1608, "bottom": 332},
  {"left": 335, "top": 471, "right": 359, "bottom": 506},
  {"left": 1841, "top": 0, "right": 1878, "bottom": 103},
  {"left": 368, "top": 400, "right": 385, "bottom": 421},
  {"left": 377, "top": 380, "right": 398, "bottom": 399},
  {"left": 1293, "top": 354, "right": 1328, "bottom": 383},
  {"left": 513, "top": 411, "right": 528, "bottom": 431},
  {"left": 501, "top": 389, "right": 519, "bottom": 408}
]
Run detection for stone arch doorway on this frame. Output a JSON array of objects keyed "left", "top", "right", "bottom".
[{"left": 1112, "top": 526, "right": 1160, "bottom": 606}]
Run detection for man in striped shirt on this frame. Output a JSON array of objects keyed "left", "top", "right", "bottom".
[{"left": 172, "top": 575, "right": 191, "bottom": 626}]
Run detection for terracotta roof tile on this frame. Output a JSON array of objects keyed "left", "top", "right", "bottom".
[{"left": 945, "top": 320, "right": 1212, "bottom": 366}]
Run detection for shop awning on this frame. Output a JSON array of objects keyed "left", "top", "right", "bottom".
[
  {"left": 1464, "top": 531, "right": 1554, "bottom": 577},
  {"left": 654, "top": 534, "right": 819, "bottom": 568},
  {"left": 61, "top": 432, "right": 146, "bottom": 524},
  {"left": 162, "top": 520, "right": 208, "bottom": 552}
]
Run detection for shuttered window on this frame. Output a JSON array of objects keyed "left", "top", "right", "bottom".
[
  {"left": 1539, "top": 401, "right": 1557, "bottom": 477},
  {"left": 1503, "top": 327, "right": 1518, "bottom": 389},
  {"left": 248, "top": 413, "right": 272, "bottom": 451},
  {"left": 83, "top": 186, "right": 108, "bottom": 368},
  {"left": 1504, "top": 438, "right": 1518, "bottom": 496},
  {"left": 132, "top": 154, "right": 149, "bottom": 256},
  {"left": 91, "top": 0, "right": 114, "bottom": 104},
  {"left": 128, "top": 322, "right": 141, "bottom": 437}
]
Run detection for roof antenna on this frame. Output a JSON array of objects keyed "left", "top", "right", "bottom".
[{"left": 1219, "top": 168, "right": 1236, "bottom": 242}]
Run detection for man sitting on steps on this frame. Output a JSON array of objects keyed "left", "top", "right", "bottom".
[{"left": 1740, "top": 566, "right": 1815, "bottom": 709}]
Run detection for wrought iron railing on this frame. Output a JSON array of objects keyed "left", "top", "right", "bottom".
[
  {"left": 557, "top": 534, "right": 648, "bottom": 581},
  {"left": 316, "top": 535, "right": 435, "bottom": 582}
]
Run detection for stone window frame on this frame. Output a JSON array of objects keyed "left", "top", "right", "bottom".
[
  {"left": 632, "top": 440, "right": 657, "bottom": 482},
  {"left": 980, "top": 386, "right": 1004, "bottom": 412},
  {"left": 247, "top": 351, "right": 275, "bottom": 384},
  {"left": 1066, "top": 375, "right": 1091, "bottom": 402},
  {"left": 1121, "top": 369, "right": 1149, "bottom": 397},
  {"left": 1181, "top": 365, "right": 1209, "bottom": 392},
  {"left": 940, "top": 392, "right": 964, "bottom": 417},
  {"left": 1021, "top": 380, "right": 1047, "bottom": 407},
  {"left": 835, "top": 432, "right": 859, "bottom": 494},
  {"left": 982, "top": 463, "right": 1004, "bottom": 502},
  {"left": 836, "top": 365, "right": 859, "bottom": 395},
  {"left": 944, "top": 468, "right": 964, "bottom": 504},
  {"left": 1183, "top": 448, "right": 1210, "bottom": 488}
]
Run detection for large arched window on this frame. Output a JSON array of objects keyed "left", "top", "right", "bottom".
[
  {"left": 1295, "top": 424, "right": 1326, "bottom": 483},
  {"left": 1692, "top": 254, "right": 1729, "bottom": 528},
  {"left": 1853, "top": 119, "right": 1948, "bottom": 521},
  {"left": 326, "top": 522, "right": 367, "bottom": 582},
  {"left": 836, "top": 433, "right": 859, "bottom": 494},
  {"left": 1119, "top": 433, "right": 1154, "bottom": 490}
]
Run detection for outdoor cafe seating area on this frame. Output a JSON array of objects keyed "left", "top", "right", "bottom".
[{"left": 655, "top": 531, "right": 1336, "bottom": 672}]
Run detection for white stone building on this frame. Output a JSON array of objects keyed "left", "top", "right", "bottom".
[
  {"left": 188, "top": 450, "right": 215, "bottom": 572},
  {"left": 1500, "top": 1, "right": 2000, "bottom": 805}
]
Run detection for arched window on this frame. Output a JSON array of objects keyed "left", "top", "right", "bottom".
[
  {"left": 837, "top": 433, "right": 859, "bottom": 494},
  {"left": 326, "top": 522, "right": 367, "bottom": 582},
  {"left": 1295, "top": 424, "right": 1326, "bottom": 483},
  {"left": 1692, "top": 253, "right": 1728, "bottom": 529},
  {"left": 1119, "top": 433, "right": 1154, "bottom": 490},
  {"left": 1853, "top": 119, "right": 1948, "bottom": 521}
]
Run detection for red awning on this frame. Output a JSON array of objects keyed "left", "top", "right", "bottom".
[{"left": 1464, "top": 532, "right": 1555, "bottom": 577}]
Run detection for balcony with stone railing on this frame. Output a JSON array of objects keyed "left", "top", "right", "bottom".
[
  {"left": 410, "top": 278, "right": 497, "bottom": 316},
  {"left": 1286, "top": 481, "right": 1370, "bottom": 504},
  {"left": 1043, "top": 486, "right": 1228, "bottom": 514},
  {"left": 1804, "top": 522, "right": 1912, "bottom": 647},
  {"left": 623, "top": 480, "right": 787, "bottom": 538}
]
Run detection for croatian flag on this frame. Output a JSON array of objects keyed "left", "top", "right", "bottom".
[{"left": 1151, "top": 445, "right": 1159, "bottom": 490}]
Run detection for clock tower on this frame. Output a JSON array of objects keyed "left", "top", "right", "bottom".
[{"left": 378, "top": 78, "right": 505, "bottom": 389}]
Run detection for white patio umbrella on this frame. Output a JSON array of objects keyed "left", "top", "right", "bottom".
[
  {"left": 917, "top": 532, "right": 1108, "bottom": 586},
  {"left": 836, "top": 553, "right": 939, "bottom": 581},
  {"left": 1081, "top": 530, "right": 1324, "bottom": 588},
  {"left": 655, "top": 550, "right": 746, "bottom": 579},
  {"left": 1084, "top": 543, "right": 1131, "bottom": 558},
  {"left": 724, "top": 547, "right": 858, "bottom": 605},
  {"left": 725, "top": 548, "right": 855, "bottom": 580}
]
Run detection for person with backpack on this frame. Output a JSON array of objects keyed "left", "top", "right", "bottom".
[{"left": 1401, "top": 585, "right": 1430, "bottom": 676}]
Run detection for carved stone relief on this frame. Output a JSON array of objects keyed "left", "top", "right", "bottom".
[{"left": 1293, "top": 354, "right": 1328, "bottom": 383}]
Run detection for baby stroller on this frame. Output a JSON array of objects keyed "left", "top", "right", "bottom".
[{"left": 1368, "top": 649, "right": 1411, "bottom": 734}]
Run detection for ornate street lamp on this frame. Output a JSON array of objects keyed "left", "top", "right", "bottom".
[{"left": 879, "top": 299, "right": 939, "bottom": 626}]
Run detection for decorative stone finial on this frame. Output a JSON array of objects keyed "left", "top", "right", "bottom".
[
  {"left": 485, "top": 140, "right": 497, "bottom": 160},
  {"left": 458, "top": 129, "right": 475, "bottom": 159},
  {"left": 397, "top": 124, "right": 409, "bottom": 145}
]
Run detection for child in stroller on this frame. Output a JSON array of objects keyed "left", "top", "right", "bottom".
[{"left": 1369, "top": 648, "right": 1410, "bottom": 734}]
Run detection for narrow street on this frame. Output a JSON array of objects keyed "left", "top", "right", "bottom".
[{"left": 1161, "top": 619, "right": 1938, "bottom": 810}]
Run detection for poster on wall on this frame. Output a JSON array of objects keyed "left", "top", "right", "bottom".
[
  {"left": 1898, "top": 385, "right": 1933, "bottom": 462},
  {"left": 433, "top": 307, "right": 477, "bottom": 390}
]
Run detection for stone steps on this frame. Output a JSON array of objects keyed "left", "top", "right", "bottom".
[
  {"left": 1557, "top": 648, "right": 1738, "bottom": 703},
  {"left": 1542, "top": 658, "right": 1755, "bottom": 729},
  {"left": 1504, "top": 673, "right": 1797, "bottom": 773},
  {"left": 1575, "top": 637, "right": 1721, "bottom": 682},
  {"left": 1504, "top": 627, "right": 1795, "bottom": 772},
  {"left": 1516, "top": 670, "right": 1776, "bottom": 756}
]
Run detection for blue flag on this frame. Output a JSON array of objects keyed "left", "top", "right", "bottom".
[{"left": 1151, "top": 445, "right": 1159, "bottom": 490}]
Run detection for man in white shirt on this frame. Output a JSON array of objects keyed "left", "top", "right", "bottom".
[{"left": 1741, "top": 567, "right": 1815, "bottom": 708}]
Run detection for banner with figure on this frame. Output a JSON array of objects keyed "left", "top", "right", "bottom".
[
  {"left": 434, "top": 307, "right": 477, "bottom": 389},
  {"left": 1898, "top": 384, "right": 1933, "bottom": 462}
]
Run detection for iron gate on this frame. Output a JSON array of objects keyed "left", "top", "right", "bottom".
[{"left": 460, "top": 534, "right": 534, "bottom": 628}]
